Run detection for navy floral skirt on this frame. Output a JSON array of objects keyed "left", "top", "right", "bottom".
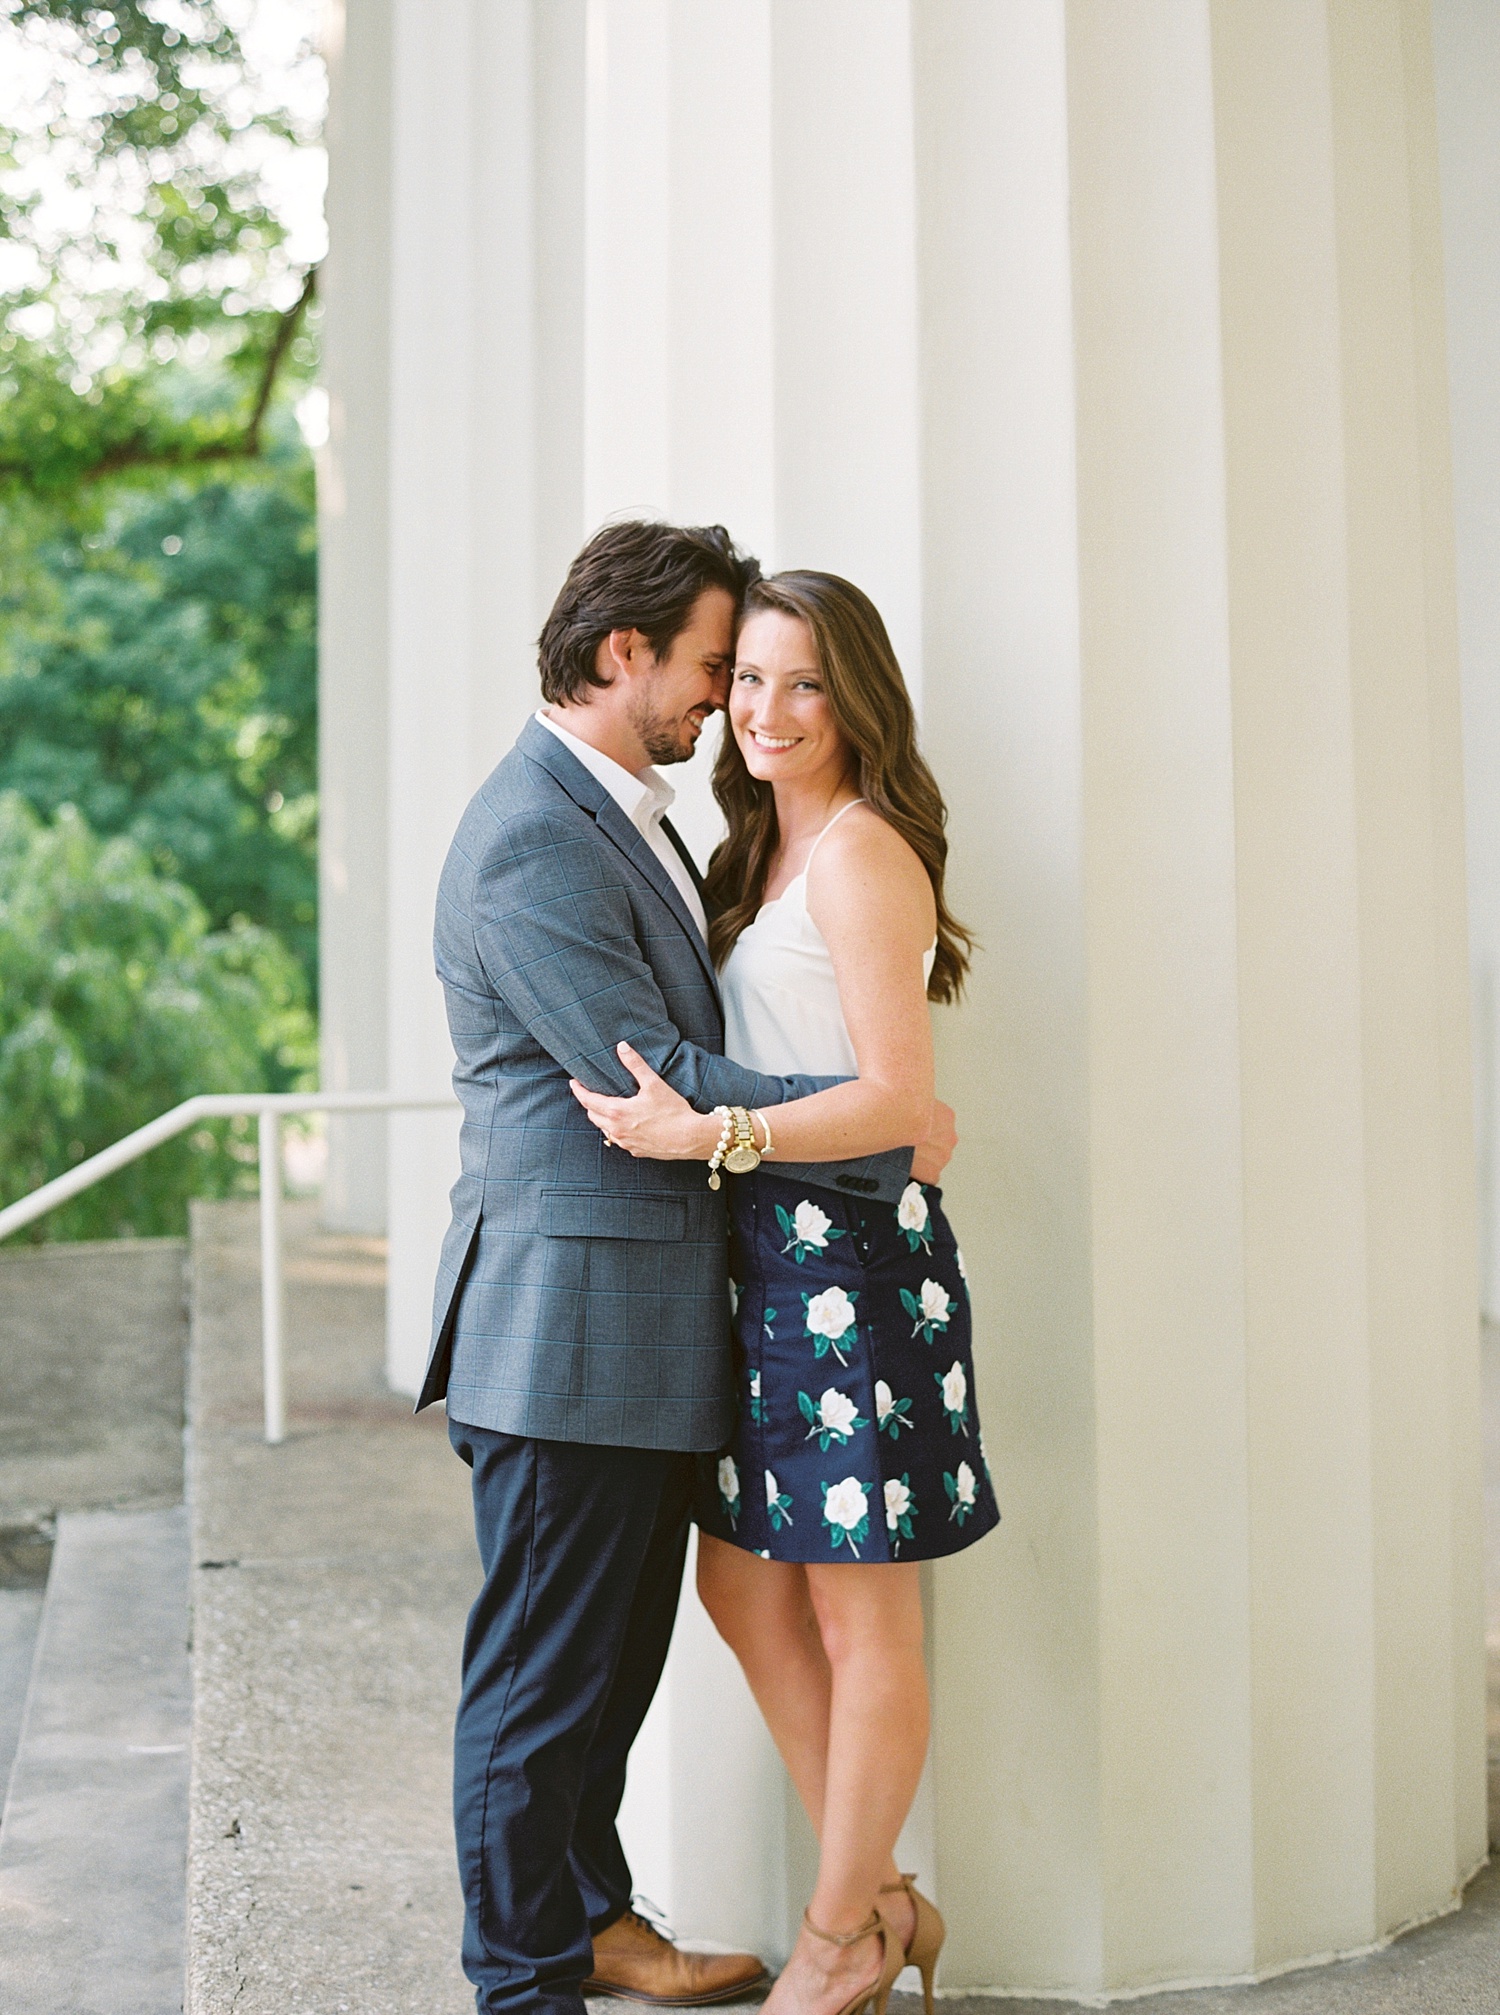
[{"left": 695, "top": 1171, "right": 1000, "bottom": 1564}]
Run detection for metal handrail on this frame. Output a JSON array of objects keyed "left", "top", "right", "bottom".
[{"left": 0, "top": 1092, "right": 458, "bottom": 1444}]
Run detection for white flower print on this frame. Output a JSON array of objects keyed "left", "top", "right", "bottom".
[
  {"left": 824, "top": 1480, "right": 866, "bottom": 1527},
  {"left": 793, "top": 1199, "right": 833, "bottom": 1248},
  {"left": 804, "top": 1284, "right": 858, "bottom": 1364},
  {"left": 818, "top": 1388, "right": 859, "bottom": 1438},
  {"left": 936, "top": 1359, "right": 969, "bottom": 1435},
  {"left": 874, "top": 1377, "right": 914, "bottom": 1440},
  {"left": 728, "top": 1279, "right": 740, "bottom": 1317},
  {"left": 902, "top": 1276, "right": 954, "bottom": 1343},
  {"left": 777, "top": 1197, "right": 846, "bottom": 1263},
  {"left": 896, "top": 1182, "right": 932, "bottom": 1252},
  {"left": 799, "top": 1386, "right": 868, "bottom": 1449},
  {"left": 897, "top": 1183, "right": 929, "bottom": 1233},
  {"left": 765, "top": 1468, "right": 794, "bottom": 1530},
  {"left": 885, "top": 1472, "right": 918, "bottom": 1551},
  {"left": 805, "top": 1286, "right": 854, "bottom": 1338},
  {"left": 955, "top": 1248, "right": 968, "bottom": 1282},
  {"left": 923, "top": 1279, "right": 953, "bottom": 1324},
  {"left": 945, "top": 1460, "right": 978, "bottom": 1524},
  {"left": 821, "top": 1476, "right": 870, "bottom": 1557},
  {"left": 717, "top": 1455, "right": 741, "bottom": 1527}
]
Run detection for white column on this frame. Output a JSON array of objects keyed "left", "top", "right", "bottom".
[
  {"left": 1434, "top": 1, "right": 1500, "bottom": 1317},
  {"left": 383, "top": 0, "right": 587, "bottom": 1393},
  {"left": 319, "top": 0, "right": 392, "bottom": 1233},
  {"left": 911, "top": 3, "right": 1101, "bottom": 1985},
  {"left": 914, "top": 0, "right": 1484, "bottom": 1992},
  {"left": 333, "top": 0, "right": 1487, "bottom": 1991},
  {"left": 587, "top": 3, "right": 813, "bottom": 1954},
  {"left": 771, "top": 0, "right": 924, "bottom": 695}
]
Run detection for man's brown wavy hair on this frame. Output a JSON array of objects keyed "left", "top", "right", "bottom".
[{"left": 704, "top": 571, "right": 973, "bottom": 1004}]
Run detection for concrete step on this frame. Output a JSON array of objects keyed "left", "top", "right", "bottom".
[
  {"left": 0, "top": 1586, "right": 45, "bottom": 1811},
  {"left": 0, "top": 1504, "right": 191, "bottom": 2015},
  {"left": 0, "top": 1516, "right": 53, "bottom": 1813}
]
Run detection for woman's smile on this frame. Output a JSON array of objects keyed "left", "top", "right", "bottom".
[{"left": 731, "top": 608, "right": 848, "bottom": 786}]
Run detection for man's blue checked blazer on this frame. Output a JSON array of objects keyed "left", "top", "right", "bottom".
[{"left": 419, "top": 713, "right": 911, "bottom": 1451}]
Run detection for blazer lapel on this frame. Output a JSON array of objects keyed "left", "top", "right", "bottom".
[{"left": 518, "top": 717, "right": 723, "bottom": 1004}]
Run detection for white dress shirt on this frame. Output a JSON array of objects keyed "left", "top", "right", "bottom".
[{"left": 535, "top": 710, "right": 709, "bottom": 938}]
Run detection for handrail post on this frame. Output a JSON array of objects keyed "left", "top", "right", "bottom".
[
  {"left": 259, "top": 1110, "right": 286, "bottom": 1445},
  {"left": 1, "top": 1089, "right": 458, "bottom": 1442}
]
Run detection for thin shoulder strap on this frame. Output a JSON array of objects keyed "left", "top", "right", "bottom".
[{"left": 804, "top": 797, "right": 866, "bottom": 877}]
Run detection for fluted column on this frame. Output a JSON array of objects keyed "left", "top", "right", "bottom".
[
  {"left": 318, "top": 0, "right": 392, "bottom": 1233},
  {"left": 917, "top": 0, "right": 1483, "bottom": 1991},
  {"left": 323, "top": 0, "right": 1487, "bottom": 1991},
  {"left": 1434, "top": 0, "right": 1500, "bottom": 1318}
]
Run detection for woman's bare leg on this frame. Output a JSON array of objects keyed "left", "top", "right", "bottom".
[
  {"left": 696, "top": 1534, "right": 833, "bottom": 1829},
  {"left": 803, "top": 1560, "right": 928, "bottom": 1930},
  {"left": 697, "top": 1539, "right": 924, "bottom": 2014}
]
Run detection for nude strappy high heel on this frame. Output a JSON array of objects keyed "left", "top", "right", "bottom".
[
  {"left": 800, "top": 1906, "right": 906, "bottom": 2015},
  {"left": 879, "top": 1874, "right": 945, "bottom": 2015}
]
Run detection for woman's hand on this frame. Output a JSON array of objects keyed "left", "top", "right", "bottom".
[
  {"left": 569, "top": 1042, "right": 721, "bottom": 1161},
  {"left": 909, "top": 1099, "right": 957, "bottom": 1186}
]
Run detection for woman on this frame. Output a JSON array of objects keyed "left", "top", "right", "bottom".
[{"left": 569, "top": 572, "right": 999, "bottom": 2015}]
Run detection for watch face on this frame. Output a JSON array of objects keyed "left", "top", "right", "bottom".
[{"left": 723, "top": 1146, "right": 761, "bottom": 1175}]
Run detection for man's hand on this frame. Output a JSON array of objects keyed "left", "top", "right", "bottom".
[{"left": 910, "top": 1099, "right": 958, "bottom": 1186}]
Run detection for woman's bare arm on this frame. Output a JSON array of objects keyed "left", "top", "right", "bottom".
[{"left": 569, "top": 806, "right": 938, "bottom": 1164}]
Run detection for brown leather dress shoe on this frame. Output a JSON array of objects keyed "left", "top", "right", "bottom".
[{"left": 584, "top": 1907, "right": 767, "bottom": 2006}]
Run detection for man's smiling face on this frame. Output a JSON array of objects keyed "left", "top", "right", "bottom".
[{"left": 626, "top": 586, "right": 736, "bottom": 766}]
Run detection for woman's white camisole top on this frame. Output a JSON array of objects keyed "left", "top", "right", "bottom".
[{"left": 721, "top": 799, "right": 937, "bottom": 1077}]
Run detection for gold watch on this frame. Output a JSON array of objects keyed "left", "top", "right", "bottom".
[{"left": 722, "top": 1106, "right": 763, "bottom": 1176}]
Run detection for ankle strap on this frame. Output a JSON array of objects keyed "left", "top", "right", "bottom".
[
  {"left": 803, "top": 1907, "right": 882, "bottom": 1948},
  {"left": 877, "top": 1873, "right": 916, "bottom": 1894}
]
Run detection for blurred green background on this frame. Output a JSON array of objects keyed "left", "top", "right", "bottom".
[{"left": 1, "top": 0, "right": 324, "bottom": 1238}]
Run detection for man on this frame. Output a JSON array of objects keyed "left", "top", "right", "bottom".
[{"left": 419, "top": 521, "right": 916, "bottom": 2015}]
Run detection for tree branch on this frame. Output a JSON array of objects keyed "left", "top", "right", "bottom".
[
  {"left": 0, "top": 266, "right": 323, "bottom": 492},
  {"left": 243, "top": 263, "right": 318, "bottom": 456}
]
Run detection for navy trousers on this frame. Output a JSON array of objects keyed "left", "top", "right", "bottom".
[{"left": 449, "top": 1420, "right": 695, "bottom": 2015}]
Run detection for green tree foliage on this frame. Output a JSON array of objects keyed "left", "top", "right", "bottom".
[
  {"left": 0, "top": 3, "right": 324, "bottom": 1238},
  {"left": 0, "top": 791, "right": 314, "bottom": 1241},
  {"left": 0, "top": 447, "right": 318, "bottom": 978},
  {"left": 0, "top": 0, "right": 320, "bottom": 494}
]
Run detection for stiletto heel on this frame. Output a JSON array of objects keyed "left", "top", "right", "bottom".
[
  {"left": 878, "top": 1874, "right": 945, "bottom": 2015},
  {"left": 801, "top": 1907, "right": 905, "bottom": 2015}
]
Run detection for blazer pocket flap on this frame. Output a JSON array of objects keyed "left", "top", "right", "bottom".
[{"left": 540, "top": 1190, "right": 688, "bottom": 1241}]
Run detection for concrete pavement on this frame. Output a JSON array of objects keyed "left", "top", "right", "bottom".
[{"left": 185, "top": 1200, "right": 478, "bottom": 2015}]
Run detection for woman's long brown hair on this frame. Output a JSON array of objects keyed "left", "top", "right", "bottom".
[{"left": 704, "top": 571, "right": 973, "bottom": 1003}]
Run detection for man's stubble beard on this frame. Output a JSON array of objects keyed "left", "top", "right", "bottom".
[{"left": 628, "top": 683, "right": 699, "bottom": 767}]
